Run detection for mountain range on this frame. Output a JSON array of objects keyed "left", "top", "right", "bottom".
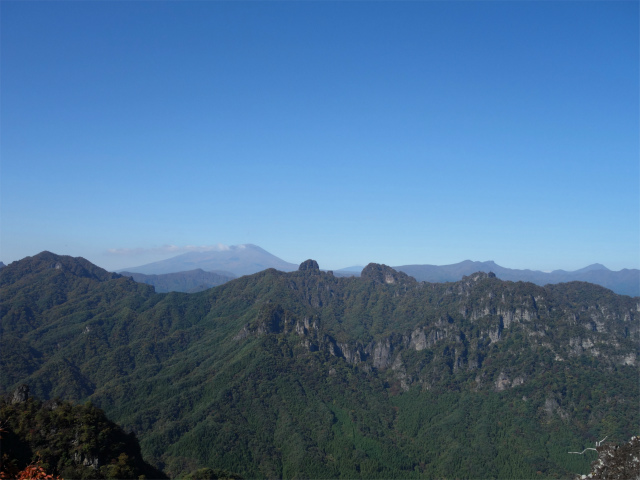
[
  {"left": 394, "top": 260, "right": 640, "bottom": 297},
  {"left": 112, "top": 245, "right": 639, "bottom": 296},
  {"left": 1, "top": 251, "right": 638, "bottom": 478}
]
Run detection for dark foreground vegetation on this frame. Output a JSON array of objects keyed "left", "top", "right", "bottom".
[
  {"left": 1, "top": 252, "right": 638, "bottom": 478},
  {"left": 0, "top": 386, "right": 166, "bottom": 479}
]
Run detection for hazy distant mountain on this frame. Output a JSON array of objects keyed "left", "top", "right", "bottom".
[
  {"left": 332, "top": 266, "right": 364, "bottom": 277},
  {"left": 120, "top": 245, "right": 638, "bottom": 295},
  {"left": 0, "top": 262, "right": 5, "bottom": 269},
  {"left": 394, "top": 261, "right": 639, "bottom": 296},
  {"left": 120, "top": 269, "right": 235, "bottom": 293},
  {"left": 336, "top": 265, "right": 364, "bottom": 273},
  {"left": 120, "top": 244, "right": 298, "bottom": 276}
]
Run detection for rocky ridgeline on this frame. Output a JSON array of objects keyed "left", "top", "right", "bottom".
[
  {"left": 232, "top": 261, "right": 639, "bottom": 394},
  {"left": 360, "top": 262, "right": 416, "bottom": 285}
]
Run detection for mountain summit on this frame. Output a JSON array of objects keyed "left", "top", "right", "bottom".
[{"left": 361, "top": 263, "right": 415, "bottom": 285}]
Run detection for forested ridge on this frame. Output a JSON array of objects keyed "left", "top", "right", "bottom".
[{"left": 1, "top": 252, "right": 638, "bottom": 478}]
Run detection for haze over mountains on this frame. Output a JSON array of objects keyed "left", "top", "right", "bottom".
[
  {"left": 115, "top": 244, "right": 639, "bottom": 296},
  {"left": 120, "top": 244, "right": 298, "bottom": 276},
  {"left": 395, "top": 260, "right": 640, "bottom": 297},
  {"left": 119, "top": 269, "right": 236, "bottom": 293}
]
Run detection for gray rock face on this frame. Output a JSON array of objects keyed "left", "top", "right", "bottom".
[
  {"left": 495, "top": 371, "right": 524, "bottom": 391},
  {"left": 73, "top": 452, "right": 100, "bottom": 469},
  {"left": 233, "top": 325, "right": 250, "bottom": 341},
  {"left": 371, "top": 338, "right": 393, "bottom": 369},
  {"left": 544, "top": 397, "right": 559, "bottom": 415},
  {"left": 544, "top": 397, "right": 569, "bottom": 420},
  {"left": 409, "top": 327, "right": 428, "bottom": 351},
  {"left": 338, "top": 342, "right": 363, "bottom": 365},
  {"left": 11, "top": 384, "right": 29, "bottom": 404}
]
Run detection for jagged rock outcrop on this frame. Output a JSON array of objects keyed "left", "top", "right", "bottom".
[
  {"left": 11, "top": 384, "right": 29, "bottom": 404},
  {"left": 361, "top": 263, "right": 416, "bottom": 285},
  {"left": 299, "top": 259, "right": 320, "bottom": 272},
  {"left": 575, "top": 436, "right": 640, "bottom": 480},
  {"left": 233, "top": 263, "right": 638, "bottom": 391},
  {"left": 370, "top": 337, "right": 394, "bottom": 369},
  {"left": 408, "top": 327, "right": 427, "bottom": 351}
]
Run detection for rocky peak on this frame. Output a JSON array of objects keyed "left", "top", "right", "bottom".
[
  {"left": 361, "top": 263, "right": 415, "bottom": 285},
  {"left": 299, "top": 259, "right": 320, "bottom": 272},
  {"left": 11, "top": 384, "right": 29, "bottom": 404},
  {"left": 0, "top": 251, "right": 121, "bottom": 284}
]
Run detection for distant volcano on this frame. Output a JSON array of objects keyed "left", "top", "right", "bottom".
[{"left": 119, "top": 244, "right": 298, "bottom": 277}]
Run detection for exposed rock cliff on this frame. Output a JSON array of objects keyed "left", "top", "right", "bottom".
[
  {"left": 575, "top": 436, "right": 640, "bottom": 480},
  {"left": 231, "top": 265, "right": 638, "bottom": 399}
]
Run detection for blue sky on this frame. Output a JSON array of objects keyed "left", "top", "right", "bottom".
[{"left": 1, "top": 1, "right": 638, "bottom": 272}]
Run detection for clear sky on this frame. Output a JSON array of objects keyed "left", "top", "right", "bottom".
[{"left": 1, "top": 1, "right": 638, "bottom": 272}]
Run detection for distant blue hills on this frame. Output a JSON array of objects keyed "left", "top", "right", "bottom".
[
  {"left": 31, "top": 245, "right": 633, "bottom": 296},
  {"left": 392, "top": 260, "right": 639, "bottom": 297}
]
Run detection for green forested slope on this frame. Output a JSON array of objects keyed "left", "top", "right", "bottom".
[{"left": 1, "top": 252, "right": 638, "bottom": 478}]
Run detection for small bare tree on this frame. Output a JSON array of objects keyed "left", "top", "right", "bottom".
[{"left": 568, "top": 436, "right": 608, "bottom": 455}]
